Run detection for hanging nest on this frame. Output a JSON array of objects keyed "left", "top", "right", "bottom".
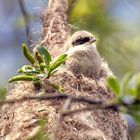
[{"left": 0, "top": 70, "right": 128, "bottom": 140}]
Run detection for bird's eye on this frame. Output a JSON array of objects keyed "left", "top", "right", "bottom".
[{"left": 72, "top": 37, "right": 90, "bottom": 46}]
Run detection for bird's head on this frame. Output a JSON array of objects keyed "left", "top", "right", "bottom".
[{"left": 66, "top": 30, "right": 96, "bottom": 50}]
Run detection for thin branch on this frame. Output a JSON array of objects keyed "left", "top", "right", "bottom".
[
  {"left": 62, "top": 104, "right": 118, "bottom": 117},
  {"left": 0, "top": 93, "right": 120, "bottom": 114},
  {"left": 0, "top": 93, "right": 103, "bottom": 106},
  {"left": 18, "top": 0, "right": 32, "bottom": 46}
]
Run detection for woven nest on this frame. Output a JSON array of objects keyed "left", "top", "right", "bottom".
[{"left": 0, "top": 70, "right": 128, "bottom": 140}]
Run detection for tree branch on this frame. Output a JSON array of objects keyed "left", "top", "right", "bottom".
[
  {"left": 0, "top": 93, "right": 103, "bottom": 106},
  {"left": 18, "top": 0, "right": 32, "bottom": 46}
]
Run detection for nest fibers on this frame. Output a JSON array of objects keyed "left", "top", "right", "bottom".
[{"left": 0, "top": 70, "right": 128, "bottom": 140}]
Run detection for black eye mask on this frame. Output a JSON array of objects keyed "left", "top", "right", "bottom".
[{"left": 72, "top": 37, "right": 90, "bottom": 46}]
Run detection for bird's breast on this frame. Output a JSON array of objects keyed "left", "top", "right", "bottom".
[{"left": 65, "top": 45, "right": 102, "bottom": 78}]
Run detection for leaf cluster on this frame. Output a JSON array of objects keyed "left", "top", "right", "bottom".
[
  {"left": 8, "top": 44, "right": 67, "bottom": 91},
  {"left": 107, "top": 73, "right": 140, "bottom": 123}
]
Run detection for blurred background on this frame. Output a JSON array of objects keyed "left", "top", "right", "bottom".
[
  {"left": 0, "top": 0, "right": 45, "bottom": 87},
  {"left": 0, "top": 0, "right": 140, "bottom": 139}
]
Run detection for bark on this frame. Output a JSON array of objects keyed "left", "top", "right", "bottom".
[{"left": 0, "top": 0, "right": 129, "bottom": 140}]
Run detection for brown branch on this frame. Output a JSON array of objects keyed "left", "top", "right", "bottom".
[
  {"left": 0, "top": 93, "right": 120, "bottom": 114},
  {"left": 0, "top": 92, "right": 120, "bottom": 119},
  {"left": 62, "top": 104, "right": 118, "bottom": 117},
  {"left": 0, "top": 91, "right": 120, "bottom": 118},
  {"left": 0, "top": 93, "right": 103, "bottom": 106}
]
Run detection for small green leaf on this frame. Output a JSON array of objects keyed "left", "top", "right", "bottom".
[
  {"left": 22, "top": 65, "right": 33, "bottom": 70},
  {"left": 34, "top": 52, "right": 44, "bottom": 64},
  {"left": 18, "top": 65, "right": 40, "bottom": 75},
  {"left": 18, "top": 69, "right": 23, "bottom": 73},
  {"left": 22, "top": 44, "right": 35, "bottom": 64},
  {"left": 8, "top": 75, "right": 34, "bottom": 83},
  {"left": 36, "top": 46, "right": 52, "bottom": 70},
  {"left": 107, "top": 77, "right": 120, "bottom": 96},
  {"left": 39, "top": 63, "right": 46, "bottom": 72},
  {"left": 49, "top": 69, "right": 58, "bottom": 76},
  {"left": 49, "top": 54, "right": 67, "bottom": 75},
  {"left": 33, "top": 78, "right": 41, "bottom": 88},
  {"left": 19, "top": 65, "right": 33, "bottom": 73},
  {"left": 121, "top": 73, "right": 132, "bottom": 96},
  {"left": 25, "top": 70, "right": 40, "bottom": 74},
  {"left": 127, "top": 73, "right": 140, "bottom": 97}
]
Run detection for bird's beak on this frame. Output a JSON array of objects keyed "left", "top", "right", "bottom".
[{"left": 90, "top": 38, "right": 96, "bottom": 43}]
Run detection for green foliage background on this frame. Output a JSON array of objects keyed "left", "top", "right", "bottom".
[{"left": 68, "top": 0, "right": 140, "bottom": 78}]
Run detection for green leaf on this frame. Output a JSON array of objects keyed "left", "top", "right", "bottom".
[
  {"left": 8, "top": 75, "right": 34, "bottom": 83},
  {"left": 127, "top": 73, "right": 140, "bottom": 97},
  {"left": 18, "top": 65, "right": 33, "bottom": 73},
  {"left": 39, "top": 63, "right": 46, "bottom": 72},
  {"left": 22, "top": 44, "right": 35, "bottom": 64},
  {"left": 22, "top": 65, "right": 33, "bottom": 70},
  {"left": 107, "top": 77, "right": 120, "bottom": 96},
  {"left": 18, "top": 69, "right": 23, "bottom": 73},
  {"left": 36, "top": 46, "right": 52, "bottom": 70},
  {"left": 130, "top": 111, "right": 140, "bottom": 123},
  {"left": 34, "top": 51, "right": 44, "bottom": 64},
  {"left": 24, "top": 70, "right": 40, "bottom": 75},
  {"left": 49, "top": 54, "right": 67, "bottom": 75},
  {"left": 18, "top": 65, "right": 40, "bottom": 75},
  {"left": 121, "top": 73, "right": 132, "bottom": 96},
  {"left": 49, "top": 69, "right": 58, "bottom": 76}
]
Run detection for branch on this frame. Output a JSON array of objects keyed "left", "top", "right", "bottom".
[
  {"left": 0, "top": 93, "right": 103, "bottom": 106},
  {"left": 0, "top": 93, "right": 120, "bottom": 115},
  {"left": 62, "top": 104, "right": 118, "bottom": 117},
  {"left": 18, "top": 0, "right": 32, "bottom": 46}
]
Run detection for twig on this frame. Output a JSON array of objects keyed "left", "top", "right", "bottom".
[
  {"left": 18, "top": 0, "right": 32, "bottom": 46},
  {"left": 0, "top": 93, "right": 120, "bottom": 114},
  {"left": 0, "top": 93, "right": 102, "bottom": 106},
  {"left": 62, "top": 104, "right": 118, "bottom": 117}
]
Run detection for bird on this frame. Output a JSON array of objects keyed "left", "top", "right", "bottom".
[{"left": 64, "top": 30, "right": 105, "bottom": 79}]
